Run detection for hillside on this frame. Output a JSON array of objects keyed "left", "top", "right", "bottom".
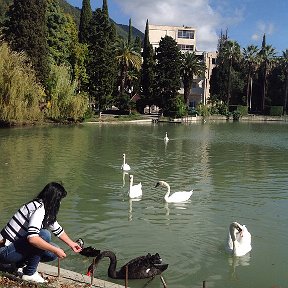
[{"left": 0, "top": 0, "right": 144, "bottom": 41}]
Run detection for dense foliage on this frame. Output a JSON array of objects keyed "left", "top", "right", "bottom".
[
  {"left": 0, "top": 42, "right": 45, "bottom": 124},
  {"left": 154, "top": 35, "right": 182, "bottom": 115},
  {"left": 210, "top": 32, "right": 288, "bottom": 115},
  {"left": 3, "top": 0, "right": 49, "bottom": 85},
  {"left": 0, "top": 0, "right": 287, "bottom": 126}
]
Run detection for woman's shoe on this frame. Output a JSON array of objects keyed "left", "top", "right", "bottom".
[{"left": 22, "top": 271, "right": 47, "bottom": 283}]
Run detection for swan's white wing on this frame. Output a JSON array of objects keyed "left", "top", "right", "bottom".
[
  {"left": 166, "top": 190, "right": 193, "bottom": 203},
  {"left": 129, "top": 183, "right": 142, "bottom": 198},
  {"left": 122, "top": 163, "right": 131, "bottom": 171}
]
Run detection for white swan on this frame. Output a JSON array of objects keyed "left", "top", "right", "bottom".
[
  {"left": 164, "top": 132, "right": 169, "bottom": 143},
  {"left": 129, "top": 174, "right": 142, "bottom": 199},
  {"left": 155, "top": 181, "right": 193, "bottom": 203},
  {"left": 226, "top": 222, "right": 252, "bottom": 257},
  {"left": 121, "top": 153, "right": 130, "bottom": 171}
]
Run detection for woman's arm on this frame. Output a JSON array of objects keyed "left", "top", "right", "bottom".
[
  {"left": 28, "top": 236, "right": 67, "bottom": 258},
  {"left": 59, "top": 231, "right": 82, "bottom": 253}
]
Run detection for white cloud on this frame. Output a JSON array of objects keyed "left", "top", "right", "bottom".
[{"left": 114, "top": 0, "right": 224, "bottom": 51}]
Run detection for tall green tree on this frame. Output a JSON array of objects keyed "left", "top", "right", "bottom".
[
  {"left": 180, "top": 51, "right": 206, "bottom": 105},
  {"left": 280, "top": 49, "right": 288, "bottom": 114},
  {"left": 258, "top": 34, "right": 276, "bottom": 112},
  {"left": 154, "top": 35, "right": 182, "bottom": 114},
  {"left": 78, "top": 0, "right": 92, "bottom": 43},
  {"left": 141, "top": 19, "right": 155, "bottom": 105},
  {"left": 242, "top": 45, "right": 260, "bottom": 109},
  {"left": 86, "top": 4, "right": 117, "bottom": 111},
  {"left": 46, "top": 0, "right": 74, "bottom": 66},
  {"left": 115, "top": 38, "right": 142, "bottom": 97},
  {"left": 3, "top": 0, "right": 49, "bottom": 85},
  {"left": 221, "top": 40, "right": 242, "bottom": 107}
]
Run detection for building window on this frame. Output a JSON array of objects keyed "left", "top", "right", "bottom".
[
  {"left": 178, "top": 29, "right": 195, "bottom": 39},
  {"left": 212, "top": 58, "right": 216, "bottom": 64},
  {"left": 178, "top": 44, "right": 194, "bottom": 51}
]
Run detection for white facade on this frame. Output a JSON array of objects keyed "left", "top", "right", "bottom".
[{"left": 148, "top": 24, "right": 216, "bottom": 107}]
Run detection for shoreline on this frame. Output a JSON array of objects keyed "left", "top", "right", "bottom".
[{"left": 84, "top": 114, "right": 288, "bottom": 124}]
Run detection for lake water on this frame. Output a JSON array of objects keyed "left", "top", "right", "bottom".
[{"left": 0, "top": 121, "right": 287, "bottom": 288}]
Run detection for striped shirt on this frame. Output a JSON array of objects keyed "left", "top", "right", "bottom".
[{"left": 0, "top": 200, "right": 64, "bottom": 245}]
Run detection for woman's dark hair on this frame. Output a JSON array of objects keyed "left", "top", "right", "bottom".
[{"left": 35, "top": 182, "right": 67, "bottom": 227}]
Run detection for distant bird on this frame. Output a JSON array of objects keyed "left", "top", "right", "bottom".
[
  {"left": 155, "top": 181, "right": 193, "bottom": 203},
  {"left": 121, "top": 153, "right": 131, "bottom": 171},
  {"left": 226, "top": 222, "right": 252, "bottom": 257},
  {"left": 164, "top": 132, "right": 169, "bottom": 143},
  {"left": 76, "top": 238, "right": 101, "bottom": 257},
  {"left": 87, "top": 251, "right": 168, "bottom": 279},
  {"left": 129, "top": 174, "right": 142, "bottom": 199}
]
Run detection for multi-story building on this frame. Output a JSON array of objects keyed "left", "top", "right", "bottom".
[{"left": 149, "top": 24, "right": 217, "bottom": 108}]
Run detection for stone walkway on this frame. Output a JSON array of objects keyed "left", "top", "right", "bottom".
[{"left": 38, "top": 263, "right": 127, "bottom": 288}]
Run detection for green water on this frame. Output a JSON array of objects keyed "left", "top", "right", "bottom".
[{"left": 0, "top": 121, "right": 288, "bottom": 287}]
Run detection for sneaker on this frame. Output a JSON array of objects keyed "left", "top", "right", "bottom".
[{"left": 22, "top": 271, "right": 47, "bottom": 283}]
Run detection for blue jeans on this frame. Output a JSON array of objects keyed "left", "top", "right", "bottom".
[{"left": 0, "top": 229, "right": 58, "bottom": 275}]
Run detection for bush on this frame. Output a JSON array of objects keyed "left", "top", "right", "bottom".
[
  {"left": 270, "top": 106, "right": 283, "bottom": 116},
  {"left": 0, "top": 41, "right": 45, "bottom": 123},
  {"left": 46, "top": 64, "right": 88, "bottom": 121}
]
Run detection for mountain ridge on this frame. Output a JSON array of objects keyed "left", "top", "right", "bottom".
[{"left": 0, "top": 0, "right": 144, "bottom": 41}]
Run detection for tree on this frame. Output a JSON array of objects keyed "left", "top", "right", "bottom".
[
  {"left": 258, "top": 34, "right": 276, "bottom": 112},
  {"left": 3, "top": 0, "right": 49, "bottom": 85},
  {"left": 180, "top": 51, "right": 206, "bottom": 106},
  {"left": 46, "top": 0, "right": 74, "bottom": 66},
  {"left": 78, "top": 0, "right": 92, "bottom": 44},
  {"left": 115, "top": 38, "right": 142, "bottom": 98},
  {"left": 141, "top": 19, "right": 155, "bottom": 105},
  {"left": 0, "top": 41, "right": 45, "bottom": 124},
  {"left": 221, "top": 40, "right": 242, "bottom": 107},
  {"left": 154, "top": 35, "right": 182, "bottom": 115},
  {"left": 280, "top": 49, "right": 288, "bottom": 114},
  {"left": 242, "top": 45, "right": 260, "bottom": 109},
  {"left": 86, "top": 5, "right": 117, "bottom": 111}
]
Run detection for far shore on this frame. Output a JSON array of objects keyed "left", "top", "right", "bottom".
[{"left": 84, "top": 114, "right": 288, "bottom": 124}]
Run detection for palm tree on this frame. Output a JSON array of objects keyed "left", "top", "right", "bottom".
[
  {"left": 280, "top": 49, "right": 288, "bottom": 114},
  {"left": 242, "top": 45, "right": 260, "bottom": 110},
  {"left": 114, "top": 38, "right": 142, "bottom": 96},
  {"left": 180, "top": 51, "right": 206, "bottom": 106},
  {"left": 221, "top": 40, "right": 241, "bottom": 107},
  {"left": 258, "top": 35, "right": 276, "bottom": 112}
]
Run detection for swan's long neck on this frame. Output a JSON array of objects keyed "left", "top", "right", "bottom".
[
  {"left": 123, "top": 154, "right": 126, "bottom": 165},
  {"left": 129, "top": 176, "right": 133, "bottom": 188},
  {"left": 161, "top": 181, "right": 171, "bottom": 200},
  {"left": 98, "top": 251, "right": 118, "bottom": 279}
]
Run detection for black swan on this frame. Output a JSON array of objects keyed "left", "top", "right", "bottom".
[
  {"left": 87, "top": 251, "right": 168, "bottom": 279},
  {"left": 76, "top": 238, "right": 101, "bottom": 257}
]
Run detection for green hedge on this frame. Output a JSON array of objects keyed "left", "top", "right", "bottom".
[{"left": 270, "top": 106, "right": 283, "bottom": 116}]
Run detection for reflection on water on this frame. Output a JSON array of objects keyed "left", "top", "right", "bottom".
[
  {"left": 228, "top": 253, "right": 251, "bottom": 280},
  {"left": 0, "top": 122, "right": 288, "bottom": 288}
]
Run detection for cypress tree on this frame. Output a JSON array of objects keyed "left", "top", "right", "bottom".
[
  {"left": 141, "top": 19, "right": 155, "bottom": 105},
  {"left": 102, "top": 0, "right": 108, "bottom": 17},
  {"left": 154, "top": 35, "right": 182, "bottom": 114},
  {"left": 86, "top": 5, "right": 117, "bottom": 112},
  {"left": 128, "top": 18, "right": 132, "bottom": 45},
  {"left": 78, "top": 0, "right": 92, "bottom": 43},
  {"left": 4, "top": 0, "right": 49, "bottom": 85}
]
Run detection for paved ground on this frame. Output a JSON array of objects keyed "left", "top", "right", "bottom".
[{"left": 38, "top": 263, "right": 127, "bottom": 288}]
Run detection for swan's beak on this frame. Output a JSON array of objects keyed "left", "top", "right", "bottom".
[{"left": 155, "top": 182, "right": 160, "bottom": 188}]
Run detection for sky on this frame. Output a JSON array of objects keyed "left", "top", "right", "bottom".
[{"left": 67, "top": 0, "right": 288, "bottom": 55}]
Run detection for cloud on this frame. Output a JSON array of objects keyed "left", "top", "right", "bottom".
[
  {"left": 114, "top": 0, "right": 223, "bottom": 51},
  {"left": 250, "top": 21, "right": 275, "bottom": 43}
]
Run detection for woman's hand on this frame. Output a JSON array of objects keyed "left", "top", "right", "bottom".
[
  {"left": 69, "top": 241, "right": 82, "bottom": 253},
  {"left": 53, "top": 247, "right": 67, "bottom": 259}
]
